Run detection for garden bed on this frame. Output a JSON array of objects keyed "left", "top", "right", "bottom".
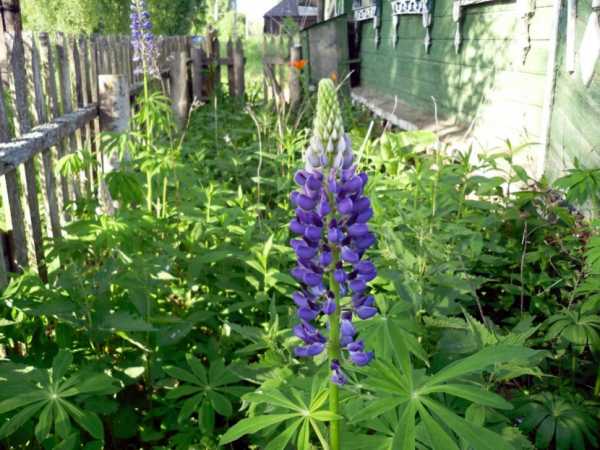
[{"left": 1, "top": 80, "right": 599, "bottom": 450}]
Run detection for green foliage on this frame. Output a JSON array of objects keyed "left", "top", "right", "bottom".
[
  {"left": 1, "top": 85, "right": 600, "bottom": 449},
  {"left": 513, "top": 392, "right": 599, "bottom": 449},
  {"left": 163, "top": 355, "right": 246, "bottom": 430},
  {"left": 348, "top": 344, "right": 537, "bottom": 450},
  {"left": 554, "top": 158, "right": 600, "bottom": 215},
  {"left": 0, "top": 350, "right": 120, "bottom": 444},
  {"left": 544, "top": 307, "right": 600, "bottom": 352},
  {"left": 220, "top": 376, "right": 339, "bottom": 449},
  {"left": 22, "top": 0, "right": 204, "bottom": 34}
]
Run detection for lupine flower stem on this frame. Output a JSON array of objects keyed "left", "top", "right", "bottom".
[
  {"left": 327, "top": 179, "right": 342, "bottom": 450},
  {"left": 130, "top": 0, "right": 158, "bottom": 214},
  {"left": 143, "top": 75, "right": 154, "bottom": 213},
  {"left": 328, "top": 266, "right": 341, "bottom": 450}
]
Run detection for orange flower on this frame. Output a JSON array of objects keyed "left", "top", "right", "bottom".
[
  {"left": 330, "top": 71, "right": 338, "bottom": 82},
  {"left": 290, "top": 59, "right": 308, "bottom": 70}
]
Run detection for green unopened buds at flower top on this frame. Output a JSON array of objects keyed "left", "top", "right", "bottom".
[{"left": 289, "top": 79, "right": 377, "bottom": 385}]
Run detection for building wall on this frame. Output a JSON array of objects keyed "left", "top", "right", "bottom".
[
  {"left": 354, "top": 0, "right": 557, "bottom": 177},
  {"left": 546, "top": 4, "right": 600, "bottom": 179}
]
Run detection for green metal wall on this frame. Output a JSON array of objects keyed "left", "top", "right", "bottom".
[
  {"left": 547, "top": 4, "right": 600, "bottom": 179},
  {"left": 352, "top": 0, "right": 557, "bottom": 177},
  {"left": 309, "top": 1, "right": 600, "bottom": 179}
]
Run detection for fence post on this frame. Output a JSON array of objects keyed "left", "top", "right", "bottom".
[
  {"left": 262, "top": 35, "right": 268, "bottom": 101},
  {"left": 234, "top": 38, "right": 245, "bottom": 100},
  {"left": 98, "top": 74, "right": 130, "bottom": 215},
  {"left": 227, "top": 40, "right": 235, "bottom": 98},
  {"left": 289, "top": 44, "right": 303, "bottom": 108},
  {"left": 191, "top": 44, "right": 204, "bottom": 102},
  {"left": 170, "top": 51, "right": 190, "bottom": 129},
  {"left": 212, "top": 34, "right": 221, "bottom": 95}
]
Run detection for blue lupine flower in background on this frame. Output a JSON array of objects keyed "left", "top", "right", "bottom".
[
  {"left": 130, "top": 0, "right": 160, "bottom": 77},
  {"left": 289, "top": 79, "right": 377, "bottom": 385}
]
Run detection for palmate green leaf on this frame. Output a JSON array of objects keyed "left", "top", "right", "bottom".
[
  {"left": 386, "top": 324, "right": 413, "bottom": 388},
  {"left": 185, "top": 354, "right": 208, "bottom": 385},
  {"left": 535, "top": 417, "right": 555, "bottom": 449},
  {"left": 244, "top": 388, "right": 304, "bottom": 412},
  {"left": 297, "top": 418, "right": 311, "bottom": 450},
  {"left": 350, "top": 397, "right": 406, "bottom": 423},
  {"left": 61, "top": 373, "right": 119, "bottom": 397},
  {"left": 0, "top": 401, "right": 45, "bottom": 439},
  {"left": 264, "top": 418, "right": 303, "bottom": 450},
  {"left": 309, "top": 385, "right": 329, "bottom": 412},
  {"left": 199, "top": 399, "right": 215, "bottom": 434},
  {"left": 0, "top": 389, "right": 47, "bottom": 414},
  {"left": 423, "top": 345, "right": 537, "bottom": 387},
  {"left": 60, "top": 400, "right": 104, "bottom": 440},
  {"left": 165, "top": 384, "right": 203, "bottom": 400},
  {"left": 52, "top": 350, "right": 73, "bottom": 384},
  {"left": 424, "top": 398, "right": 513, "bottom": 450},
  {"left": 342, "top": 432, "right": 392, "bottom": 450},
  {"left": 555, "top": 419, "right": 575, "bottom": 450},
  {"left": 178, "top": 393, "right": 204, "bottom": 422},
  {"left": 310, "top": 410, "right": 342, "bottom": 421},
  {"left": 392, "top": 401, "right": 416, "bottom": 450},
  {"left": 417, "top": 402, "right": 459, "bottom": 450},
  {"left": 289, "top": 387, "right": 308, "bottom": 410},
  {"left": 219, "top": 413, "right": 299, "bottom": 445},
  {"left": 54, "top": 402, "right": 72, "bottom": 439},
  {"left": 366, "top": 359, "right": 411, "bottom": 394},
  {"left": 55, "top": 432, "right": 81, "bottom": 450},
  {"left": 209, "top": 359, "right": 239, "bottom": 387},
  {"left": 163, "top": 366, "right": 201, "bottom": 385},
  {"left": 310, "top": 418, "right": 330, "bottom": 449},
  {"left": 35, "top": 402, "right": 54, "bottom": 442},
  {"left": 207, "top": 390, "right": 233, "bottom": 417},
  {"left": 420, "top": 384, "right": 513, "bottom": 410}
]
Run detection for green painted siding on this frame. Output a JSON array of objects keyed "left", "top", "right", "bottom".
[
  {"left": 546, "top": 5, "right": 600, "bottom": 179},
  {"left": 358, "top": 0, "right": 554, "bottom": 119},
  {"left": 356, "top": 0, "right": 557, "bottom": 176}
]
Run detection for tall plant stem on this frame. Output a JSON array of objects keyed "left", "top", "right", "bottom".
[
  {"left": 328, "top": 267, "right": 341, "bottom": 450},
  {"left": 142, "top": 74, "right": 154, "bottom": 214},
  {"left": 161, "top": 176, "right": 168, "bottom": 218},
  {"left": 140, "top": 67, "right": 153, "bottom": 388}
]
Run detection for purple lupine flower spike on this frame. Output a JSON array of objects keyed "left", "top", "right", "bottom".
[
  {"left": 289, "top": 79, "right": 377, "bottom": 386},
  {"left": 130, "top": 0, "right": 160, "bottom": 77}
]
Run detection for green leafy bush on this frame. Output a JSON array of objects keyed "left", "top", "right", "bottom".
[{"left": 1, "top": 85, "right": 599, "bottom": 449}]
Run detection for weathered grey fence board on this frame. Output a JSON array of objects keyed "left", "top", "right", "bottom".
[
  {"left": 29, "top": 34, "right": 61, "bottom": 242},
  {"left": 227, "top": 40, "right": 235, "bottom": 97},
  {"left": 191, "top": 46, "right": 205, "bottom": 101},
  {"left": 4, "top": 2, "right": 47, "bottom": 280},
  {"left": 39, "top": 32, "right": 70, "bottom": 216},
  {"left": 72, "top": 35, "right": 89, "bottom": 196},
  {"left": 234, "top": 39, "right": 245, "bottom": 100},
  {"left": 80, "top": 35, "right": 98, "bottom": 194},
  {"left": 57, "top": 32, "right": 82, "bottom": 201},
  {"left": 0, "top": 106, "right": 98, "bottom": 176},
  {"left": 0, "top": 72, "right": 22, "bottom": 278}
]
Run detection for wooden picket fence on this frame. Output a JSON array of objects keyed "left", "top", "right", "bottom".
[
  {"left": 262, "top": 34, "right": 303, "bottom": 107},
  {"left": 0, "top": 1, "right": 245, "bottom": 286}
]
